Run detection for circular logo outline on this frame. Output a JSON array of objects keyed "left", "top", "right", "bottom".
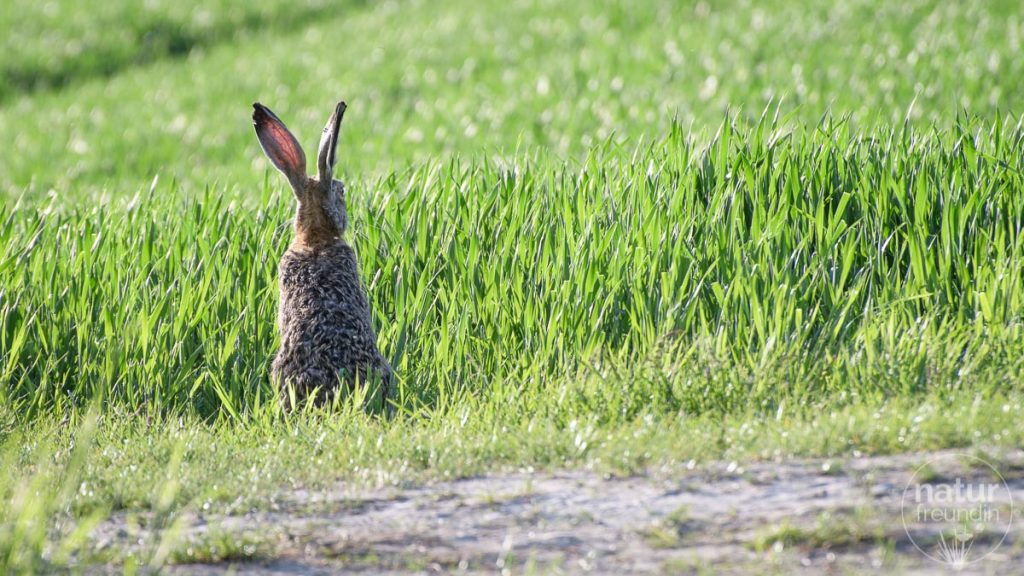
[{"left": 900, "top": 453, "right": 1014, "bottom": 567}]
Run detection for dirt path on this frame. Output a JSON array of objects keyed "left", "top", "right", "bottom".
[{"left": 89, "top": 450, "right": 1024, "bottom": 574}]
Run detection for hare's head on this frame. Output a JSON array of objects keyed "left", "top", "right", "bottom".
[{"left": 253, "top": 101, "right": 348, "bottom": 249}]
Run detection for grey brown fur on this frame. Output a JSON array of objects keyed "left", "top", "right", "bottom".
[{"left": 253, "top": 101, "right": 391, "bottom": 406}]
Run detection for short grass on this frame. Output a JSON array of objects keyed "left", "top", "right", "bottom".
[
  {"left": 0, "top": 0, "right": 334, "bottom": 102},
  {"left": 2, "top": 0, "right": 1023, "bottom": 199},
  {"left": 751, "top": 508, "right": 891, "bottom": 553},
  {"left": 3, "top": 0, "right": 1024, "bottom": 572}
]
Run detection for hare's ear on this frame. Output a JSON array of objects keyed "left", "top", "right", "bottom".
[
  {"left": 253, "top": 103, "right": 307, "bottom": 188},
  {"left": 317, "top": 101, "right": 346, "bottom": 186}
]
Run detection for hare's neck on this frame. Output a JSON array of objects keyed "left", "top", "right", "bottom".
[
  {"left": 291, "top": 229, "right": 341, "bottom": 251},
  {"left": 293, "top": 205, "right": 340, "bottom": 250}
]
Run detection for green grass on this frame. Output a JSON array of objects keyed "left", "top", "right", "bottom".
[
  {"left": 2, "top": 0, "right": 1024, "bottom": 199},
  {"left": 5, "top": 117, "right": 1024, "bottom": 417},
  {"left": 751, "top": 509, "right": 891, "bottom": 552},
  {"left": 3, "top": 0, "right": 1024, "bottom": 572},
  {"left": 0, "top": 0, "right": 339, "bottom": 102}
]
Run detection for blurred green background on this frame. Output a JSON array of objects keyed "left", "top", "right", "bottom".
[{"left": 1, "top": 0, "right": 1022, "bottom": 201}]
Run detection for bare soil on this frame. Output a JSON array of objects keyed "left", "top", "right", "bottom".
[{"left": 88, "top": 450, "right": 1024, "bottom": 574}]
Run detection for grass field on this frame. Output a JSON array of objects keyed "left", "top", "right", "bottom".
[{"left": 3, "top": 0, "right": 1024, "bottom": 571}]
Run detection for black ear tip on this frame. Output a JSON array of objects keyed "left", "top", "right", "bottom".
[{"left": 253, "top": 102, "right": 277, "bottom": 123}]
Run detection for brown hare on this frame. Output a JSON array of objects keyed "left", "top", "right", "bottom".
[{"left": 252, "top": 101, "right": 391, "bottom": 407}]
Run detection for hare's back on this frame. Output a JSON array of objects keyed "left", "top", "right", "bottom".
[{"left": 278, "top": 244, "right": 374, "bottom": 336}]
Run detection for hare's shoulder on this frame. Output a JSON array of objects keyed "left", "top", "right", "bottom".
[{"left": 279, "top": 244, "right": 359, "bottom": 286}]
